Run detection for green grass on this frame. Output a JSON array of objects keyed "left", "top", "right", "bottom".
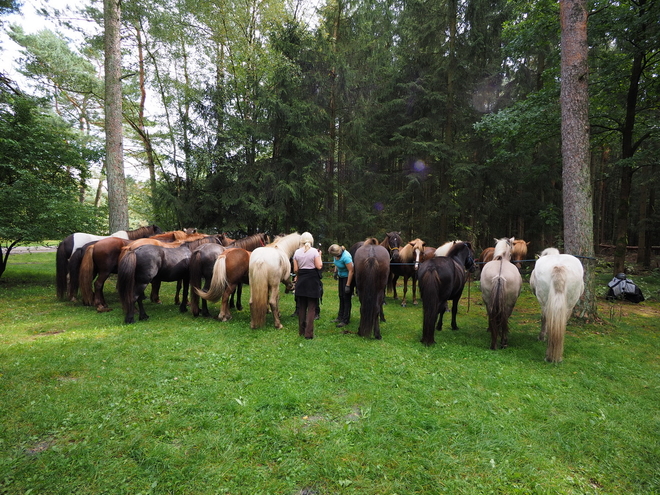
[{"left": 1, "top": 252, "right": 659, "bottom": 494}]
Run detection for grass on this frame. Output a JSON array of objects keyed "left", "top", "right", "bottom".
[{"left": 1, "top": 252, "right": 659, "bottom": 494}]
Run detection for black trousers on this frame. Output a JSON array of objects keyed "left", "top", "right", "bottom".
[{"left": 337, "top": 277, "right": 352, "bottom": 324}]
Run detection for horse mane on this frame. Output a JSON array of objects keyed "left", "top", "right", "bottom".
[
  {"left": 492, "top": 237, "right": 513, "bottom": 261},
  {"left": 435, "top": 240, "right": 460, "bottom": 257},
  {"left": 398, "top": 238, "right": 426, "bottom": 261},
  {"left": 512, "top": 239, "right": 530, "bottom": 261},
  {"left": 184, "top": 235, "right": 223, "bottom": 250},
  {"left": 125, "top": 225, "right": 160, "bottom": 240},
  {"left": 268, "top": 232, "right": 301, "bottom": 256},
  {"left": 363, "top": 237, "right": 379, "bottom": 246},
  {"left": 539, "top": 247, "right": 560, "bottom": 257},
  {"left": 229, "top": 233, "right": 268, "bottom": 251}
]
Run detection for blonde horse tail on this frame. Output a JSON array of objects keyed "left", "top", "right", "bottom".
[
  {"left": 489, "top": 276, "right": 507, "bottom": 344},
  {"left": 79, "top": 243, "right": 96, "bottom": 306},
  {"left": 545, "top": 265, "right": 570, "bottom": 363},
  {"left": 195, "top": 254, "right": 228, "bottom": 303},
  {"left": 249, "top": 258, "right": 268, "bottom": 329}
]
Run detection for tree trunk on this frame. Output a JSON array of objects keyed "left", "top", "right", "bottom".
[
  {"left": 560, "top": 0, "right": 597, "bottom": 320},
  {"left": 104, "top": 0, "right": 129, "bottom": 232},
  {"left": 612, "top": 49, "right": 643, "bottom": 275}
]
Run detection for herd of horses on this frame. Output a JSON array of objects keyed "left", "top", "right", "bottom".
[{"left": 55, "top": 227, "right": 585, "bottom": 363}]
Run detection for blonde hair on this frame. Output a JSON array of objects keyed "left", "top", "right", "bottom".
[
  {"left": 300, "top": 232, "right": 314, "bottom": 252},
  {"left": 328, "top": 244, "right": 343, "bottom": 257}
]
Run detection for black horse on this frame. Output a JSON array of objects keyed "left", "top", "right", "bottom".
[
  {"left": 117, "top": 235, "right": 223, "bottom": 324},
  {"left": 353, "top": 243, "right": 391, "bottom": 339},
  {"left": 417, "top": 241, "right": 475, "bottom": 345}
]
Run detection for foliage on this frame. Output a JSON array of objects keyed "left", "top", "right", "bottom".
[
  {"left": 0, "top": 88, "right": 104, "bottom": 276},
  {"left": 0, "top": 253, "right": 659, "bottom": 493}
]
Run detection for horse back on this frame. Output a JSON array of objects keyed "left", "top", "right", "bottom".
[{"left": 418, "top": 257, "right": 466, "bottom": 301}]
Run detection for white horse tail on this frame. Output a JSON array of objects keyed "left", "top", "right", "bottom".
[
  {"left": 545, "top": 265, "right": 571, "bottom": 363},
  {"left": 249, "top": 258, "right": 269, "bottom": 329},
  {"left": 196, "top": 254, "right": 228, "bottom": 303}
]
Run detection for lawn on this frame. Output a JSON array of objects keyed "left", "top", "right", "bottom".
[{"left": 1, "top": 251, "right": 659, "bottom": 494}]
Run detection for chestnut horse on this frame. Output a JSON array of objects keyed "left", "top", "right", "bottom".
[
  {"left": 79, "top": 230, "right": 207, "bottom": 312},
  {"left": 479, "top": 239, "right": 530, "bottom": 269},
  {"left": 190, "top": 233, "right": 269, "bottom": 319},
  {"left": 390, "top": 238, "right": 427, "bottom": 307},
  {"left": 116, "top": 235, "right": 223, "bottom": 324},
  {"left": 56, "top": 225, "right": 162, "bottom": 301},
  {"left": 480, "top": 237, "right": 522, "bottom": 350},
  {"left": 418, "top": 241, "right": 475, "bottom": 345}
]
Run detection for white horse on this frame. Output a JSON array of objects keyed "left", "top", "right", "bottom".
[
  {"left": 248, "top": 232, "right": 301, "bottom": 329},
  {"left": 530, "top": 248, "right": 585, "bottom": 363},
  {"left": 479, "top": 237, "right": 522, "bottom": 350}
]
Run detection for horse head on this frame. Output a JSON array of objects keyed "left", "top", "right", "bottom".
[
  {"left": 449, "top": 241, "right": 476, "bottom": 272},
  {"left": 383, "top": 231, "right": 402, "bottom": 262},
  {"left": 492, "top": 237, "right": 514, "bottom": 261}
]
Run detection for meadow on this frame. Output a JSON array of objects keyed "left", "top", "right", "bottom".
[{"left": 1, "top": 251, "right": 659, "bottom": 494}]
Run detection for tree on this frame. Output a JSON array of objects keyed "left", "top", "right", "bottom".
[
  {"left": 560, "top": 0, "right": 596, "bottom": 319},
  {"left": 104, "top": 0, "right": 129, "bottom": 232},
  {"left": 0, "top": 88, "right": 104, "bottom": 277}
]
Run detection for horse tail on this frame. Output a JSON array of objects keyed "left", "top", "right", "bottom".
[
  {"left": 79, "top": 243, "right": 96, "bottom": 306},
  {"left": 55, "top": 240, "right": 69, "bottom": 300},
  {"left": 249, "top": 258, "right": 268, "bottom": 328},
  {"left": 545, "top": 265, "right": 570, "bottom": 363},
  {"left": 489, "top": 275, "right": 507, "bottom": 340},
  {"left": 195, "top": 254, "right": 228, "bottom": 303},
  {"left": 117, "top": 249, "right": 137, "bottom": 316}
]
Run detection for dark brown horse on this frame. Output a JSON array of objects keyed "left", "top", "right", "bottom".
[
  {"left": 116, "top": 235, "right": 223, "bottom": 324},
  {"left": 353, "top": 243, "right": 391, "bottom": 339},
  {"left": 79, "top": 230, "right": 209, "bottom": 312},
  {"left": 418, "top": 241, "right": 475, "bottom": 345},
  {"left": 189, "top": 233, "right": 268, "bottom": 319},
  {"left": 56, "top": 225, "right": 162, "bottom": 301}
]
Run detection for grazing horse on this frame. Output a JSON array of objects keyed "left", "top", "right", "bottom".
[
  {"left": 390, "top": 238, "right": 427, "bottom": 307},
  {"left": 530, "top": 248, "right": 584, "bottom": 363},
  {"left": 248, "top": 233, "right": 301, "bottom": 329},
  {"left": 56, "top": 225, "right": 162, "bottom": 301},
  {"left": 78, "top": 230, "right": 208, "bottom": 311},
  {"left": 418, "top": 241, "right": 475, "bottom": 345},
  {"left": 116, "top": 235, "right": 223, "bottom": 324},
  {"left": 190, "top": 233, "right": 269, "bottom": 319},
  {"left": 354, "top": 243, "right": 390, "bottom": 339},
  {"left": 479, "top": 237, "right": 522, "bottom": 350}
]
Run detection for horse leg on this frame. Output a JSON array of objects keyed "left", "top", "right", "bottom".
[
  {"left": 219, "top": 284, "right": 234, "bottom": 321},
  {"left": 412, "top": 276, "right": 418, "bottom": 305},
  {"left": 235, "top": 283, "right": 243, "bottom": 311},
  {"left": 538, "top": 313, "right": 547, "bottom": 341},
  {"left": 178, "top": 279, "right": 189, "bottom": 313},
  {"left": 150, "top": 280, "right": 162, "bottom": 304},
  {"left": 94, "top": 272, "right": 112, "bottom": 312},
  {"left": 422, "top": 304, "right": 441, "bottom": 345},
  {"left": 401, "top": 277, "right": 407, "bottom": 307},
  {"left": 269, "top": 289, "right": 283, "bottom": 329},
  {"left": 489, "top": 316, "right": 498, "bottom": 350},
  {"left": 450, "top": 297, "right": 460, "bottom": 330}
]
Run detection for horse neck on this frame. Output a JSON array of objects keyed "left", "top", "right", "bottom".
[
  {"left": 230, "top": 234, "right": 266, "bottom": 251},
  {"left": 126, "top": 226, "right": 152, "bottom": 240}
]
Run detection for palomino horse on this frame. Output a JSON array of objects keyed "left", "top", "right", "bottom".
[
  {"left": 56, "top": 225, "right": 162, "bottom": 301},
  {"left": 390, "top": 238, "right": 427, "bottom": 307},
  {"left": 78, "top": 230, "right": 208, "bottom": 312},
  {"left": 479, "top": 239, "right": 530, "bottom": 269},
  {"left": 248, "top": 233, "right": 300, "bottom": 329},
  {"left": 353, "top": 243, "right": 390, "bottom": 339},
  {"left": 530, "top": 248, "right": 584, "bottom": 363},
  {"left": 116, "top": 235, "right": 223, "bottom": 324},
  {"left": 479, "top": 237, "right": 522, "bottom": 350},
  {"left": 418, "top": 241, "right": 475, "bottom": 345},
  {"left": 190, "top": 233, "right": 269, "bottom": 319}
]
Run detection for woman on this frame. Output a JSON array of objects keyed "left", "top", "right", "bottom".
[
  {"left": 292, "top": 232, "right": 323, "bottom": 339},
  {"left": 328, "top": 244, "right": 354, "bottom": 328}
]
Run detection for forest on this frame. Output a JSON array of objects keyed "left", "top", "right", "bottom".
[{"left": 1, "top": 0, "right": 659, "bottom": 266}]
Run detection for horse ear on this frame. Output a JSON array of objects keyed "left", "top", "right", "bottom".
[{"left": 493, "top": 238, "right": 498, "bottom": 244}]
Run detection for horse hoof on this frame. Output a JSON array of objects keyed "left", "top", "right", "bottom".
[
  {"left": 96, "top": 306, "right": 112, "bottom": 313},
  {"left": 401, "top": 302, "right": 406, "bottom": 308}
]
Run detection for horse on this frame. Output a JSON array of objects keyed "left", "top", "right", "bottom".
[
  {"left": 78, "top": 230, "right": 208, "bottom": 312},
  {"left": 418, "top": 241, "right": 475, "bottom": 345},
  {"left": 248, "top": 233, "right": 301, "bottom": 329},
  {"left": 190, "top": 233, "right": 269, "bottom": 319},
  {"left": 353, "top": 243, "right": 391, "bottom": 339},
  {"left": 530, "top": 248, "right": 584, "bottom": 363},
  {"left": 390, "top": 238, "right": 427, "bottom": 306},
  {"left": 511, "top": 239, "right": 530, "bottom": 269},
  {"left": 435, "top": 240, "right": 463, "bottom": 257},
  {"left": 56, "top": 225, "right": 162, "bottom": 301},
  {"left": 116, "top": 235, "right": 224, "bottom": 324},
  {"left": 380, "top": 231, "right": 403, "bottom": 264},
  {"left": 479, "top": 237, "right": 522, "bottom": 350},
  {"left": 478, "top": 246, "right": 495, "bottom": 264}
]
